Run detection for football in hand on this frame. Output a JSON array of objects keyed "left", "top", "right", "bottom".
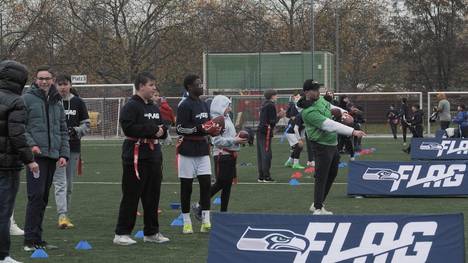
[
  {"left": 341, "top": 112, "right": 354, "bottom": 126},
  {"left": 238, "top": 130, "right": 249, "bottom": 139},
  {"left": 330, "top": 108, "right": 342, "bottom": 119},
  {"left": 211, "top": 115, "right": 225, "bottom": 131}
]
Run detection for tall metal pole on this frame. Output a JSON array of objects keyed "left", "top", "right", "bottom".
[
  {"left": 335, "top": 1, "right": 340, "bottom": 92},
  {"left": 0, "top": 12, "right": 3, "bottom": 59},
  {"left": 310, "top": 0, "right": 314, "bottom": 79}
]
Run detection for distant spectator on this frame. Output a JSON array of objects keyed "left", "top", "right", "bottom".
[
  {"left": 398, "top": 98, "right": 410, "bottom": 146},
  {"left": 387, "top": 104, "right": 399, "bottom": 140},
  {"left": 403, "top": 104, "right": 424, "bottom": 154},
  {"left": 436, "top": 93, "right": 451, "bottom": 130},
  {"left": 453, "top": 104, "right": 468, "bottom": 138}
]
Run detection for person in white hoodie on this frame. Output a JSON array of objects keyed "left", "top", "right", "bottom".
[{"left": 193, "top": 95, "right": 247, "bottom": 216}]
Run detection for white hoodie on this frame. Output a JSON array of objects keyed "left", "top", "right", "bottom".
[{"left": 210, "top": 95, "right": 240, "bottom": 155}]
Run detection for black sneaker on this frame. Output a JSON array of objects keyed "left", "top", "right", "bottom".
[
  {"left": 191, "top": 203, "right": 202, "bottom": 221},
  {"left": 263, "top": 177, "right": 275, "bottom": 183},
  {"left": 23, "top": 240, "right": 40, "bottom": 252},
  {"left": 37, "top": 240, "right": 58, "bottom": 250}
]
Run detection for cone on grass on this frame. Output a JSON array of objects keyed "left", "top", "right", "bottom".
[
  {"left": 291, "top": 172, "right": 302, "bottom": 179},
  {"left": 75, "top": 240, "right": 92, "bottom": 250},
  {"left": 134, "top": 230, "right": 144, "bottom": 238},
  {"left": 289, "top": 179, "right": 300, "bottom": 186},
  {"left": 31, "top": 249, "right": 48, "bottom": 259},
  {"left": 213, "top": 197, "right": 221, "bottom": 205}
]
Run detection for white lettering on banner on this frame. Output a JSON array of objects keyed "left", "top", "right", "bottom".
[
  {"left": 64, "top": 110, "right": 77, "bottom": 116},
  {"left": 195, "top": 112, "right": 208, "bottom": 119},
  {"left": 144, "top": 113, "right": 159, "bottom": 120},
  {"left": 437, "top": 140, "right": 468, "bottom": 157},
  {"left": 237, "top": 222, "right": 438, "bottom": 263}
]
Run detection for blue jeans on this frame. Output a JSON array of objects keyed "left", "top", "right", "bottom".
[{"left": 0, "top": 171, "right": 20, "bottom": 260}]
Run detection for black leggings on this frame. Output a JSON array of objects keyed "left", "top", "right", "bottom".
[
  {"left": 211, "top": 155, "right": 237, "bottom": 212},
  {"left": 290, "top": 143, "right": 303, "bottom": 159},
  {"left": 180, "top": 175, "right": 211, "bottom": 214}
]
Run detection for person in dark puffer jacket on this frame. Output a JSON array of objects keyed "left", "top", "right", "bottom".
[
  {"left": 0, "top": 60, "right": 39, "bottom": 263},
  {"left": 22, "top": 65, "right": 70, "bottom": 252}
]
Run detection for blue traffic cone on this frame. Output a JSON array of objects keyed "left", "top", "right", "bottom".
[
  {"left": 31, "top": 249, "right": 48, "bottom": 259},
  {"left": 170, "top": 214, "right": 184, "bottom": 227},
  {"left": 75, "top": 240, "right": 92, "bottom": 250},
  {"left": 213, "top": 197, "right": 221, "bottom": 205},
  {"left": 289, "top": 179, "right": 300, "bottom": 186},
  {"left": 134, "top": 230, "right": 144, "bottom": 239}
]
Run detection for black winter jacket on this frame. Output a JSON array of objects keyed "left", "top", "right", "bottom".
[{"left": 0, "top": 60, "right": 34, "bottom": 171}]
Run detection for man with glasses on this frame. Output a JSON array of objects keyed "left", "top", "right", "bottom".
[{"left": 22, "top": 66, "right": 69, "bottom": 251}]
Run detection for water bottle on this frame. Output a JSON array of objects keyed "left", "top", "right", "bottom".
[{"left": 33, "top": 170, "right": 40, "bottom": 179}]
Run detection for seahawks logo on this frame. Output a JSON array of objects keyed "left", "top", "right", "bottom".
[
  {"left": 237, "top": 227, "right": 309, "bottom": 254},
  {"left": 362, "top": 168, "right": 400, "bottom": 181},
  {"left": 419, "top": 142, "right": 443, "bottom": 151}
]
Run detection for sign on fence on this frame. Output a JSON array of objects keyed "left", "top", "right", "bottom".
[{"left": 207, "top": 213, "right": 465, "bottom": 263}]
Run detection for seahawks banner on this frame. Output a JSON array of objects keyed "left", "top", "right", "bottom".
[
  {"left": 411, "top": 138, "right": 468, "bottom": 160},
  {"left": 347, "top": 161, "right": 468, "bottom": 196},
  {"left": 207, "top": 213, "right": 465, "bottom": 263}
]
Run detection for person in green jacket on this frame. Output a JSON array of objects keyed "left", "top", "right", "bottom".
[
  {"left": 301, "top": 79, "right": 366, "bottom": 215},
  {"left": 22, "top": 66, "right": 70, "bottom": 252}
]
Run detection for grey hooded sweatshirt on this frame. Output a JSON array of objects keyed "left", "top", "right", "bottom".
[{"left": 210, "top": 95, "right": 240, "bottom": 156}]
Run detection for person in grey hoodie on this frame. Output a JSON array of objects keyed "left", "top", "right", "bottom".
[
  {"left": 22, "top": 66, "right": 70, "bottom": 252},
  {"left": 193, "top": 95, "right": 247, "bottom": 216}
]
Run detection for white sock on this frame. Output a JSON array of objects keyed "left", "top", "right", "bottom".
[
  {"left": 287, "top": 157, "right": 292, "bottom": 163},
  {"left": 202, "top": 210, "right": 210, "bottom": 224},
  {"left": 182, "top": 213, "right": 192, "bottom": 225},
  {"left": 293, "top": 159, "right": 299, "bottom": 165}
]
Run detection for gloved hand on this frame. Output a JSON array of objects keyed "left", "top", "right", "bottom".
[
  {"left": 68, "top": 127, "right": 78, "bottom": 139},
  {"left": 200, "top": 120, "right": 222, "bottom": 136}
]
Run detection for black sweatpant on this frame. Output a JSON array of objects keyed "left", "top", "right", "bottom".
[
  {"left": 337, "top": 135, "right": 354, "bottom": 158},
  {"left": 211, "top": 155, "right": 236, "bottom": 212},
  {"left": 402, "top": 122, "right": 409, "bottom": 143},
  {"left": 405, "top": 125, "right": 424, "bottom": 153},
  {"left": 312, "top": 142, "right": 340, "bottom": 210},
  {"left": 256, "top": 131, "right": 272, "bottom": 180},
  {"left": 305, "top": 133, "right": 315, "bottom": 162},
  {"left": 389, "top": 122, "right": 398, "bottom": 139},
  {"left": 180, "top": 175, "right": 211, "bottom": 214},
  {"left": 440, "top": 121, "right": 450, "bottom": 130},
  {"left": 290, "top": 143, "right": 303, "bottom": 159},
  {"left": 115, "top": 158, "right": 162, "bottom": 236},
  {"left": 24, "top": 157, "right": 57, "bottom": 243}
]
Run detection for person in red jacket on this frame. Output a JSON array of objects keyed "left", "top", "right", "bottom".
[{"left": 152, "top": 90, "right": 176, "bottom": 145}]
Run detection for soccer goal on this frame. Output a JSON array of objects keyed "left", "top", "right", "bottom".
[
  {"left": 82, "top": 97, "right": 127, "bottom": 138},
  {"left": 427, "top": 91, "right": 468, "bottom": 135}
]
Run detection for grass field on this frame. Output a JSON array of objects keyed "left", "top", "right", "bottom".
[{"left": 9, "top": 138, "right": 467, "bottom": 262}]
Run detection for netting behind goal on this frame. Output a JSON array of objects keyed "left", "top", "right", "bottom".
[{"left": 82, "top": 98, "right": 126, "bottom": 138}]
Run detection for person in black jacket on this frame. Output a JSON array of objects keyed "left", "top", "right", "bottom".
[
  {"left": 176, "top": 74, "right": 221, "bottom": 234},
  {"left": 399, "top": 98, "right": 410, "bottom": 146},
  {"left": 113, "top": 72, "right": 169, "bottom": 246},
  {"left": 403, "top": 104, "right": 424, "bottom": 154},
  {"left": 256, "top": 89, "right": 285, "bottom": 182},
  {"left": 387, "top": 104, "right": 399, "bottom": 140},
  {"left": 0, "top": 60, "right": 39, "bottom": 263}
]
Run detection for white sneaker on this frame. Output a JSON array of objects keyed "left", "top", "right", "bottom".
[
  {"left": 350, "top": 157, "right": 355, "bottom": 161},
  {"left": 9, "top": 222, "right": 24, "bottom": 236},
  {"left": 309, "top": 203, "right": 316, "bottom": 212},
  {"left": 0, "top": 257, "right": 22, "bottom": 263},
  {"left": 143, "top": 233, "right": 170, "bottom": 243},
  {"left": 313, "top": 208, "right": 333, "bottom": 215},
  {"left": 113, "top": 235, "right": 137, "bottom": 246}
]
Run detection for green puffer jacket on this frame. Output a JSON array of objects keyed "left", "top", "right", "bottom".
[{"left": 22, "top": 84, "right": 70, "bottom": 160}]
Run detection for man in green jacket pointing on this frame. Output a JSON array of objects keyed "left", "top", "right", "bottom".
[{"left": 301, "top": 79, "right": 366, "bottom": 215}]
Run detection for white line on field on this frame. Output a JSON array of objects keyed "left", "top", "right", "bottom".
[{"left": 20, "top": 181, "right": 347, "bottom": 185}]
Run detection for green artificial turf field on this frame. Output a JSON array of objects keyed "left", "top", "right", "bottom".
[{"left": 9, "top": 138, "right": 467, "bottom": 262}]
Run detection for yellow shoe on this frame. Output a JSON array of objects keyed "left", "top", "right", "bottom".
[
  {"left": 58, "top": 216, "right": 74, "bottom": 229},
  {"left": 182, "top": 224, "right": 193, "bottom": 234},
  {"left": 200, "top": 222, "right": 211, "bottom": 233}
]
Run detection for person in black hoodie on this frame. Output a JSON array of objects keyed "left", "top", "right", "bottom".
[
  {"left": 403, "top": 104, "right": 424, "bottom": 154},
  {"left": 399, "top": 98, "right": 411, "bottom": 146},
  {"left": 113, "top": 72, "right": 169, "bottom": 246},
  {"left": 256, "top": 89, "right": 285, "bottom": 182},
  {"left": 0, "top": 60, "right": 39, "bottom": 263},
  {"left": 387, "top": 104, "right": 399, "bottom": 140}
]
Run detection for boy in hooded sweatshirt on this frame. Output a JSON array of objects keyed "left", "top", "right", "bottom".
[{"left": 193, "top": 95, "right": 247, "bottom": 217}]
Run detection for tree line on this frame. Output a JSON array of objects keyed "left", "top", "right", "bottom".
[{"left": 0, "top": 0, "right": 466, "bottom": 95}]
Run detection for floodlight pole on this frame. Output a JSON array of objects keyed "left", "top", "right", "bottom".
[
  {"left": 335, "top": 1, "right": 340, "bottom": 92},
  {"left": 310, "top": 0, "right": 314, "bottom": 79}
]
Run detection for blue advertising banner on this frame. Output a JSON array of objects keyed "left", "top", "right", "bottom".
[
  {"left": 347, "top": 161, "right": 468, "bottom": 196},
  {"left": 411, "top": 138, "right": 468, "bottom": 160},
  {"left": 207, "top": 213, "right": 465, "bottom": 263}
]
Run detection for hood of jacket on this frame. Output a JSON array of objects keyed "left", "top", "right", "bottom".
[
  {"left": 0, "top": 60, "right": 28, "bottom": 95},
  {"left": 210, "top": 95, "right": 231, "bottom": 118}
]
